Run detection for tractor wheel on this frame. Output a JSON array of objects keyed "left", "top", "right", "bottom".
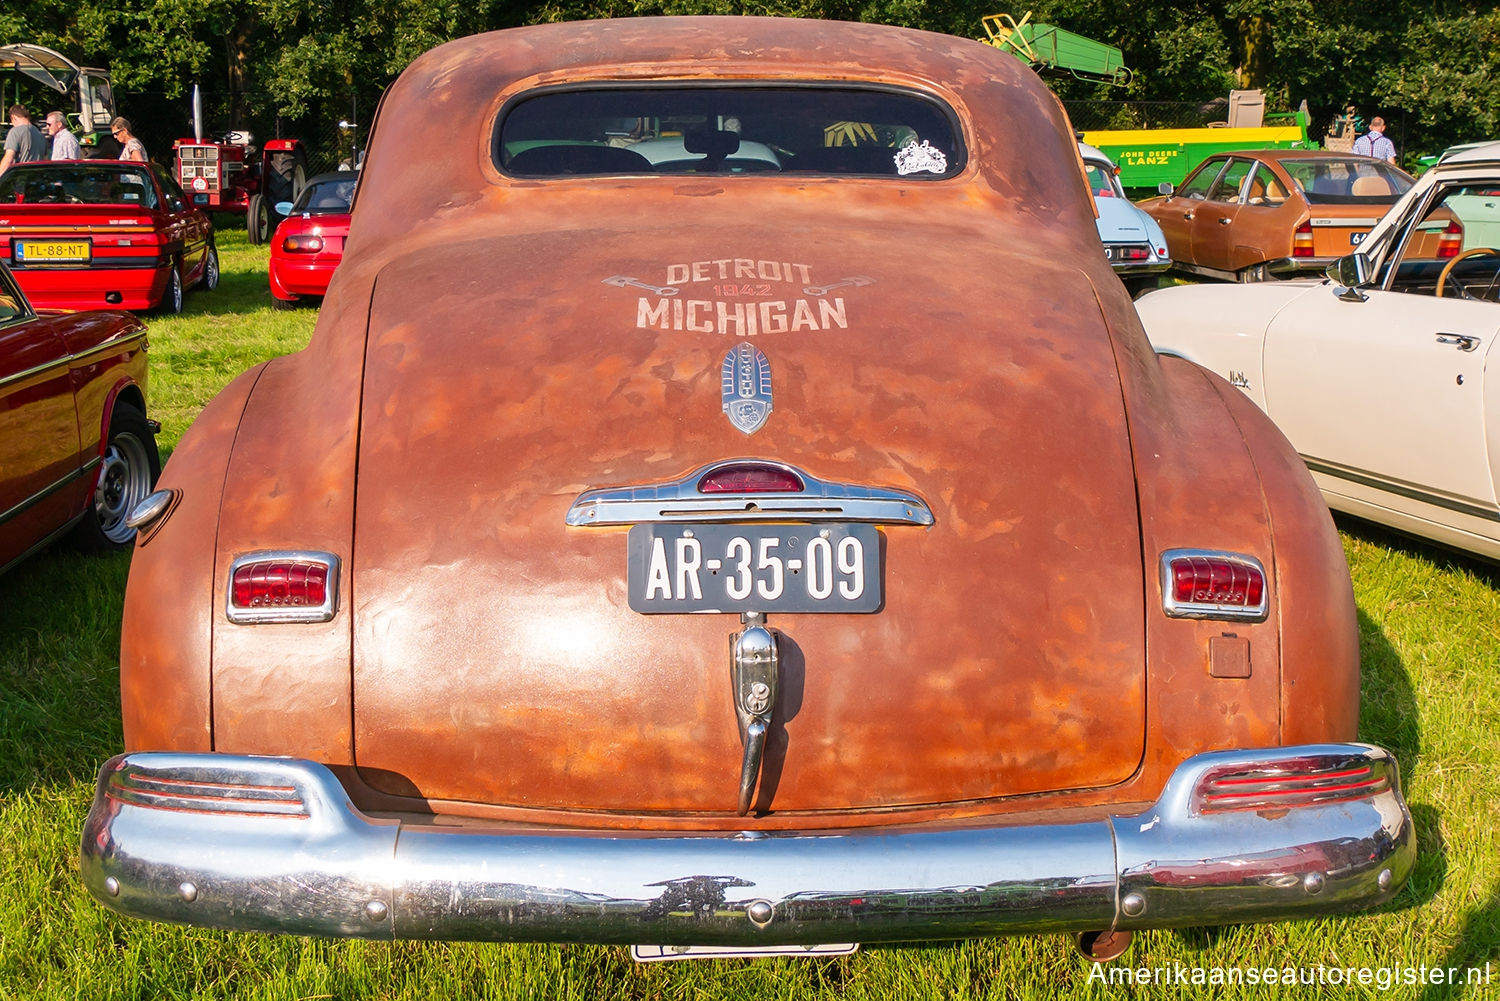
[
  {"left": 268, "top": 150, "right": 309, "bottom": 205},
  {"left": 71, "top": 402, "right": 161, "bottom": 552},
  {"left": 247, "top": 194, "right": 270, "bottom": 245}
]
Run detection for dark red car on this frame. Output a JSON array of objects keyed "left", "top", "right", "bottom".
[
  {"left": 268, "top": 171, "right": 356, "bottom": 308},
  {"left": 0, "top": 160, "right": 217, "bottom": 314},
  {"left": 0, "top": 259, "right": 159, "bottom": 572}
]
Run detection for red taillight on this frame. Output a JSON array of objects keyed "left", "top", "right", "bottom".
[
  {"left": 1118, "top": 246, "right": 1150, "bottom": 261},
  {"left": 698, "top": 463, "right": 805, "bottom": 494},
  {"left": 1196, "top": 759, "right": 1391, "bottom": 814},
  {"left": 227, "top": 552, "right": 339, "bottom": 623},
  {"left": 282, "top": 234, "right": 324, "bottom": 253},
  {"left": 1162, "top": 550, "right": 1267, "bottom": 620},
  {"left": 1292, "top": 222, "right": 1314, "bottom": 257},
  {"left": 1437, "top": 220, "right": 1464, "bottom": 259}
]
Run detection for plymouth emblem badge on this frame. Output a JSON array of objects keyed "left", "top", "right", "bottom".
[{"left": 721, "top": 342, "right": 773, "bottom": 435}]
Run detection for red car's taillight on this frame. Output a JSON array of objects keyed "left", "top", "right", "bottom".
[
  {"left": 1437, "top": 220, "right": 1464, "bottom": 259},
  {"left": 1161, "top": 550, "right": 1268, "bottom": 621},
  {"left": 1292, "top": 222, "right": 1315, "bottom": 257},
  {"left": 227, "top": 551, "right": 340, "bottom": 623},
  {"left": 282, "top": 234, "right": 325, "bottom": 253}
]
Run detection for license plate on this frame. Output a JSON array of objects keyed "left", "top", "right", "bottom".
[
  {"left": 1350, "top": 231, "right": 1368, "bottom": 246},
  {"left": 632, "top": 944, "right": 859, "bottom": 962},
  {"left": 17, "top": 239, "right": 90, "bottom": 264},
  {"left": 627, "top": 523, "right": 881, "bottom": 614}
]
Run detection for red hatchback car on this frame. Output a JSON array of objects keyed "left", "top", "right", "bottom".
[
  {"left": 268, "top": 171, "right": 356, "bottom": 308},
  {"left": 0, "top": 161, "right": 217, "bottom": 314},
  {"left": 0, "top": 259, "right": 159, "bottom": 572}
]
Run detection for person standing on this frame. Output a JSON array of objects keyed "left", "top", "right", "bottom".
[
  {"left": 44, "top": 111, "right": 81, "bottom": 160},
  {"left": 1, "top": 104, "right": 47, "bottom": 176},
  {"left": 111, "top": 117, "right": 147, "bottom": 162},
  {"left": 1353, "top": 116, "right": 1397, "bottom": 165}
]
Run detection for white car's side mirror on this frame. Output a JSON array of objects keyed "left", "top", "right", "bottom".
[
  {"left": 1329, "top": 253, "right": 1375, "bottom": 300},
  {"left": 1329, "top": 253, "right": 1375, "bottom": 286}
]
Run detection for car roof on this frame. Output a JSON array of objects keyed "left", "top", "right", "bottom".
[
  {"left": 1441, "top": 141, "right": 1500, "bottom": 166},
  {"left": 1077, "top": 141, "right": 1111, "bottom": 165},
  {"left": 347, "top": 17, "right": 1092, "bottom": 260}
]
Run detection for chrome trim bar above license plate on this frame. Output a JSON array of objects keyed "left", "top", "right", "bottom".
[{"left": 566, "top": 460, "right": 934, "bottom": 527}]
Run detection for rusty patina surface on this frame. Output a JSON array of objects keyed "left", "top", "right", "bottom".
[{"left": 121, "top": 17, "right": 1358, "bottom": 832}]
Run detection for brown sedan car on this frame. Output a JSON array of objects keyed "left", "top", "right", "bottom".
[
  {"left": 81, "top": 18, "right": 1412, "bottom": 959},
  {"left": 1141, "top": 150, "right": 1414, "bottom": 282}
]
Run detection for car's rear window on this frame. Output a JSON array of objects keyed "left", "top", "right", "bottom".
[
  {"left": 496, "top": 85, "right": 964, "bottom": 178},
  {"left": 0, "top": 165, "right": 158, "bottom": 208},
  {"left": 291, "top": 177, "right": 357, "bottom": 214},
  {"left": 1280, "top": 159, "right": 1413, "bottom": 204}
]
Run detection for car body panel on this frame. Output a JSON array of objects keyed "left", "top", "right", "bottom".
[
  {"left": 1137, "top": 141, "right": 1500, "bottom": 558},
  {"left": 0, "top": 161, "right": 212, "bottom": 311},
  {"left": 347, "top": 218, "right": 1149, "bottom": 814},
  {"left": 0, "top": 260, "right": 148, "bottom": 571},
  {"left": 93, "top": 17, "right": 1403, "bottom": 942},
  {"left": 1140, "top": 150, "right": 1412, "bottom": 281}
]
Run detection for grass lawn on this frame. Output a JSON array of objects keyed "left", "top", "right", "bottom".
[{"left": 1, "top": 231, "right": 1498, "bottom": 998}]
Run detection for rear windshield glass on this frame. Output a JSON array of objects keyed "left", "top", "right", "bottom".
[
  {"left": 0, "top": 165, "right": 158, "bottom": 208},
  {"left": 291, "top": 175, "right": 357, "bottom": 214},
  {"left": 497, "top": 86, "right": 963, "bottom": 178},
  {"left": 1280, "top": 159, "right": 1413, "bottom": 204}
]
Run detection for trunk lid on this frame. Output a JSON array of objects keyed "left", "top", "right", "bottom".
[{"left": 350, "top": 209, "right": 1147, "bottom": 819}]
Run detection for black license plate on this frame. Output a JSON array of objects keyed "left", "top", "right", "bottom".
[{"left": 627, "top": 523, "right": 881, "bottom": 614}]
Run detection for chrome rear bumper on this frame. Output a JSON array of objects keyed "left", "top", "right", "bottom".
[{"left": 81, "top": 744, "right": 1413, "bottom": 944}]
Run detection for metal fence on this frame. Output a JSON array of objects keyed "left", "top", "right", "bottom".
[{"left": 1063, "top": 99, "right": 1239, "bottom": 132}]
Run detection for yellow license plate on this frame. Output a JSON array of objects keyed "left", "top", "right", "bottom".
[{"left": 18, "top": 240, "right": 91, "bottom": 264}]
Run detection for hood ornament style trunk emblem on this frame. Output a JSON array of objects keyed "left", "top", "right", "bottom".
[
  {"left": 722, "top": 342, "right": 773, "bottom": 435},
  {"left": 730, "top": 612, "right": 779, "bottom": 815}
]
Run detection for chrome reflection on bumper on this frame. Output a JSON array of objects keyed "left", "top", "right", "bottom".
[{"left": 81, "top": 744, "right": 1414, "bottom": 944}]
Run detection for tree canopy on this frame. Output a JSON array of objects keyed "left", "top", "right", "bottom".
[{"left": 2, "top": 0, "right": 1493, "bottom": 160}]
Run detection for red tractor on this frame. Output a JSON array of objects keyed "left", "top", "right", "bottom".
[{"left": 174, "top": 131, "right": 309, "bottom": 244}]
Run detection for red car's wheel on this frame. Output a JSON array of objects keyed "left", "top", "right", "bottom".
[{"left": 72, "top": 402, "right": 161, "bottom": 551}]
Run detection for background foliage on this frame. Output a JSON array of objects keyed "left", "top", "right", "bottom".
[{"left": 2, "top": 0, "right": 1496, "bottom": 164}]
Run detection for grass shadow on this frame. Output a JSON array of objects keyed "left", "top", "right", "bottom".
[
  {"left": 1334, "top": 513, "right": 1500, "bottom": 589},
  {"left": 0, "top": 546, "right": 130, "bottom": 791},
  {"left": 1416, "top": 879, "right": 1500, "bottom": 1000}
]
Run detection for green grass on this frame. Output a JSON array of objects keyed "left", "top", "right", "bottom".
[{"left": 2, "top": 233, "right": 1498, "bottom": 997}]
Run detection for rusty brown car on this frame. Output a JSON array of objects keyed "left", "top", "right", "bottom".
[
  {"left": 1140, "top": 149, "right": 1413, "bottom": 282},
  {"left": 81, "top": 17, "right": 1413, "bottom": 960}
]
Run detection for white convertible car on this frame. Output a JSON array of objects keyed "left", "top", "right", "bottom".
[{"left": 1137, "top": 141, "right": 1500, "bottom": 560}]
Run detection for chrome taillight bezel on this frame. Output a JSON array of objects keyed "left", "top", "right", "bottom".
[
  {"left": 226, "top": 550, "right": 340, "bottom": 624},
  {"left": 1160, "top": 548, "right": 1269, "bottom": 622}
]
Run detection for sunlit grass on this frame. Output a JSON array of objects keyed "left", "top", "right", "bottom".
[{"left": 1, "top": 234, "right": 1497, "bottom": 997}]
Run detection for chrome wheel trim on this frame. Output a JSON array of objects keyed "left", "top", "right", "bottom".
[
  {"left": 168, "top": 268, "right": 183, "bottom": 313},
  {"left": 95, "top": 433, "right": 154, "bottom": 544},
  {"left": 205, "top": 247, "right": 219, "bottom": 290}
]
